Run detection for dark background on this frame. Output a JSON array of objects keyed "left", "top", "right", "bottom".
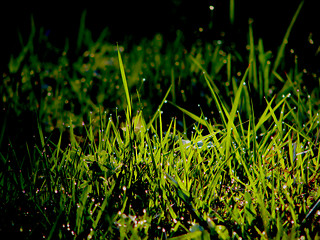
[
  {"left": 1, "top": 0, "right": 319, "bottom": 71},
  {"left": 0, "top": 0, "right": 318, "bottom": 157}
]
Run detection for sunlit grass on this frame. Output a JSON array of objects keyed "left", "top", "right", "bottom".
[{"left": 1, "top": 1, "right": 320, "bottom": 239}]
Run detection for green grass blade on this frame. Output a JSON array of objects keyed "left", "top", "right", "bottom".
[
  {"left": 77, "top": 10, "right": 87, "bottom": 51},
  {"left": 255, "top": 94, "right": 288, "bottom": 132},
  {"left": 248, "top": 19, "right": 258, "bottom": 92},
  {"left": 230, "top": 0, "right": 235, "bottom": 25},
  {"left": 118, "top": 45, "right": 132, "bottom": 118},
  {"left": 225, "top": 65, "right": 249, "bottom": 159},
  {"left": 147, "top": 85, "right": 172, "bottom": 129},
  {"left": 272, "top": 1, "right": 304, "bottom": 77},
  {"left": 168, "top": 231, "right": 203, "bottom": 240},
  {"left": 37, "top": 118, "right": 45, "bottom": 148},
  {"left": 203, "top": 73, "right": 227, "bottom": 127},
  {"left": 302, "top": 196, "right": 320, "bottom": 224},
  {"left": 169, "top": 102, "right": 207, "bottom": 127},
  {"left": 189, "top": 55, "right": 220, "bottom": 94},
  {"left": 47, "top": 211, "right": 63, "bottom": 240},
  {"left": 8, "top": 16, "right": 36, "bottom": 73}
]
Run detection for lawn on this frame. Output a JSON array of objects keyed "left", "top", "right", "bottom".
[{"left": 1, "top": 2, "right": 320, "bottom": 239}]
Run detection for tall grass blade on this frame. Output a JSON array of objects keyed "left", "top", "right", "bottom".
[
  {"left": 118, "top": 45, "right": 132, "bottom": 120},
  {"left": 47, "top": 211, "right": 63, "bottom": 240},
  {"left": 189, "top": 55, "right": 220, "bottom": 94},
  {"left": 230, "top": 0, "right": 235, "bottom": 25},
  {"left": 248, "top": 19, "right": 258, "bottom": 92},
  {"left": 77, "top": 10, "right": 86, "bottom": 51},
  {"left": 168, "top": 231, "right": 203, "bottom": 240},
  {"left": 147, "top": 85, "right": 172, "bottom": 129},
  {"left": 37, "top": 118, "right": 45, "bottom": 148},
  {"left": 255, "top": 95, "right": 288, "bottom": 132},
  {"left": 272, "top": 1, "right": 304, "bottom": 77},
  {"left": 8, "top": 16, "right": 36, "bottom": 73},
  {"left": 203, "top": 73, "right": 227, "bottom": 127},
  {"left": 225, "top": 65, "right": 249, "bottom": 158}
]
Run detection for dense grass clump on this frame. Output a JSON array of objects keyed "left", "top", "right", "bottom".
[{"left": 1, "top": 2, "right": 320, "bottom": 239}]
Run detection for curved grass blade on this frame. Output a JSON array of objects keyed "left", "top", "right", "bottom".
[
  {"left": 169, "top": 102, "right": 207, "bottom": 127},
  {"left": 189, "top": 55, "right": 220, "bottom": 94},
  {"left": 147, "top": 84, "right": 172, "bottom": 129}
]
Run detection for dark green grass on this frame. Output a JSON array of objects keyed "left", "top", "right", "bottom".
[{"left": 1, "top": 1, "right": 320, "bottom": 239}]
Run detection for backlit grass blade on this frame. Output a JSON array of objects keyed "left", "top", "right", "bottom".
[
  {"left": 225, "top": 65, "right": 249, "bottom": 159},
  {"left": 272, "top": 1, "right": 304, "bottom": 77},
  {"left": 203, "top": 73, "right": 227, "bottom": 127},
  {"left": 165, "top": 172, "right": 190, "bottom": 203},
  {"left": 147, "top": 85, "right": 172, "bottom": 129},
  {"left": 255, "top": 94, "right": 288, "bottom": 132},
  {"left": 257, "top": 39, "right": 272, "bottom": 97},
  {"left": 227, "top": 53, "right": 231, "bottom": 84},
  {"left": 171, "top": 68, "right": 176, "bottom": 103},
  {"left": 248, "top": 18, "right": 258, "bottom": 92},
  {"left": 189, "top": 55, "right": 220, "bottom": 94},
  {"left": 264, "top": 96, "right": 283, "bottom": 135},
  {"left": 169, "top": 102, "right": 207, "bottom": 127},
  {"left": 118, "top": 45, "right": 132, "bottom": 119}
]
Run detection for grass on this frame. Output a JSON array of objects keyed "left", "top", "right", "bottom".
[{"left": 1, "top": 1, "right": 320, "bottom": 239}]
